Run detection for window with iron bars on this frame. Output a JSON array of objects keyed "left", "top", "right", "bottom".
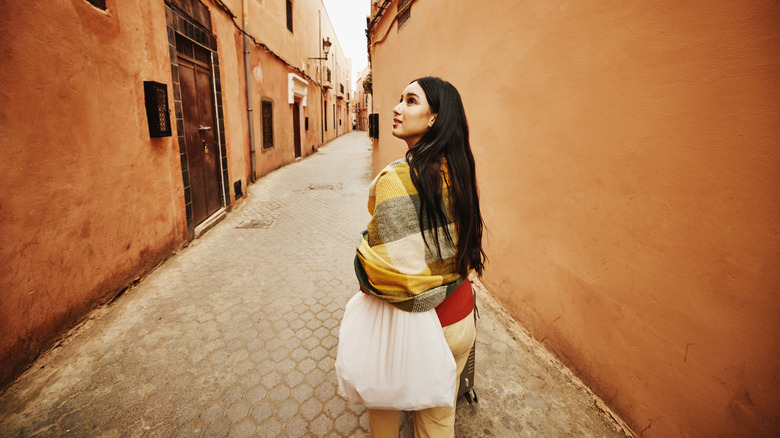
[{"left": 262, "top": 99, "right": 274, "bottom": 149}]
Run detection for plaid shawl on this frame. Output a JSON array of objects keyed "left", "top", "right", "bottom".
[{"left": 355, "top": 158, "right": 465, "bottom": 312}]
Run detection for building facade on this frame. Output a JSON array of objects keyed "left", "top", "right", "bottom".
[
  {"left": 0, "top": 0, "right": 350, "bottom": 388},
  {"left": 353, "top": 66, "right": 372, "bottom": 131},
  {"left": 368, "top": 0, "right": 780, "bottom": 437}
]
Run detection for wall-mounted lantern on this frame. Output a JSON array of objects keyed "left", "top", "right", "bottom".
[
  {"left": 143, "top": 81, "right": 172, "bottom": 138},
  {"left": 308, "top": 37, "right": 334, "bottom": 143}
]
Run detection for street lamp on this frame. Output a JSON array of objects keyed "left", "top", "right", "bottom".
[
  {"left": 309, "top": 35, "right": 333, "bottom": 143},
  {"left": 309, "top": 37, "right": 331, "bottom": 61}
]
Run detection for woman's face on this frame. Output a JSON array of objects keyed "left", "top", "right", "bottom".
[{"left": 392, "top": 81, "right": 436, "bottom": 148}]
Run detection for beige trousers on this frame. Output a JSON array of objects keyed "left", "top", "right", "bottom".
[{"left": 366, "top": 312, "right": 477, "bottom": 438}]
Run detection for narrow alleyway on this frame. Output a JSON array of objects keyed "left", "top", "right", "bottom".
[{"left": 0, "top": 132, "right": 628, "bottom": 437}]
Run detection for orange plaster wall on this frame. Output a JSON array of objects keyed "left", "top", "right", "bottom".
[
  {"left": 208, "top": 6, "right": 249, "bottom": 198},
  {"left": 370, "top": 1, "right": 780, "bottom": 436},
  {"left": 0, "top": 0, "right": 187, "bottom": 385},
  {"left": 214, "top": 0, "right": 347, "bottom": 185},
  {"left": 253, "top": 49, "right": 320, "bottom": 174}
]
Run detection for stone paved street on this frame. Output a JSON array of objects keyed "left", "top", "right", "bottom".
[{"left": 0, "top": 132, "right": 630, "bottom": 437}]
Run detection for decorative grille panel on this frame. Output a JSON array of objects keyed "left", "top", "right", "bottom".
[
  {"left": 143, "top": 81, "right": 172, "bottom": 138},
  {"left": 262, "top": 100, "right": 274, "bottom": 149}
]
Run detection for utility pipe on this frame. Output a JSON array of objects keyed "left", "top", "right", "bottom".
[
  {"left": 319, "top": 10, "right": 324, "bottom": 145},
  {"left": 243, "top": 0, "right": 257, "bottom": 181}
]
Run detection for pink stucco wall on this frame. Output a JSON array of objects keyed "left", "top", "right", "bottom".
[{"left": 369, "top": 1, "right": 780, "bottom": 436}]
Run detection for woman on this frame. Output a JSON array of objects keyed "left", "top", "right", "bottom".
[{"left": 355, "top": 77, "right": 486, "bottom": 437}]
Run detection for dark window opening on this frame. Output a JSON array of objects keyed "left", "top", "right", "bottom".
[
  {"left": 324, "top": 100, "right": 328, "bottom": 131},
  {"left": 333, "top": 104, "right": 336, "bottom": 129},
  {"left": 286, "top": 0, "right": 293, "bottom": 33},
  {"left": 305, "top": 117, "right": 309, "bottom": 130},
  {"left": 86, "top": 0, "right": 107, "bottom": 10},
  {"left": 369, "top": 113, "right": 379, "bottom": 138},
  {"left": 262, "top": 100, "right": 274, "bottom": 149}
]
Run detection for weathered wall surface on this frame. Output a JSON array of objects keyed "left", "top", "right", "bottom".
[
  {"left": 0, "top": 0, "right": 187, "bottom": 385},
  {"left": 0, "top": 0, "right": 353, "bottom": 388},
  {"left": 219, "top": 0, "right": 351, "bottom": 183},
  {"left": 207, "top": 5, "right": 248, "bottom": 199},
  {"left": 369, "top": 1, "right": 780, "bottom": 436}
]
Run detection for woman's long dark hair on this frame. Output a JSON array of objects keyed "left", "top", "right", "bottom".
[{"left": 406, "top": 77, "right": 486, "bottom": 276}]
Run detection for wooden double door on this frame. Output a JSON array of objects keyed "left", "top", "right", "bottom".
[{"left": 176, "top": 34, "right": 222, "bottom": 226}]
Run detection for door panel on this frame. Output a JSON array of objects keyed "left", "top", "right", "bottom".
[
  {"left": 178, "top": 59, "right": 208, "bottom": 225},
  {"left": 293, "top": 102, "right": 301, "bottom": 158},
  {"left": 177, "top": 38, "right": 222, "bottom": 226},
  {"left": 195, "top": 66, "right": 221, "bottom": 216}
]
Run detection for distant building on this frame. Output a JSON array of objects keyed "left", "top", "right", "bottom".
[{"left": 353, "top": 66, "right": 372, "bottom": 132}]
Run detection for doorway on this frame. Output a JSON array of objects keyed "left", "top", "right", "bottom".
[
  {"left": 176, "top": 34, "right": 222, "bottom": 226},
  {"left": 293, "top": 101, "right": 302, "bottom": 158}
]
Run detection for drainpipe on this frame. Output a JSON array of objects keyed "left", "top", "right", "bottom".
[
  {"left": 243, "top": 0, "right": 257, "bottom": 181},
  {"left": 319, "top": 11, "right": 324, "bottom": 145}
]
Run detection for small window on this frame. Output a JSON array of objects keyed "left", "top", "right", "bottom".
[
  {"left": 324, "top": 99, "right": 328, "bottom": 131},
  {"left": 87, "top": 0, "right": 107, "bottom": 10},
  {"left": 286, "top": 0, "right": 293, "bottom": 33},
  {"left": 397, "top": 0, "right": 411, "bottom": 30},
  {"left": 333, "top": 104, "right": 336, "bottom": 129},
  {"left": 262, "top": 99, "right": 274, "bottom": 149}
]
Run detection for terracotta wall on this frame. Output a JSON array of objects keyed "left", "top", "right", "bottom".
[
  {"left": 0, "top": 0, "right": 351, "bottom": 388},
  {"left": 207, "top": 5, "right": 248, "bottom": 197},
  {"left": 369, "top": 0, "right": 780, "bottom": 436},
  {"left": 212, "top": 0, "right": 349, "bottom": 188},
  {"left": 0, "top": 0, "right": 186, "bottom": 386}
]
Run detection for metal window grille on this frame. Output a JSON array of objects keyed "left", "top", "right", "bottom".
[
  {"left": 176, "top": 35, "right": 194, "bottom": 59},
  {"left": 262, "top": 100, "right": 274, "bottom": 149},
  {"left": 195, "top": 46, "right": 210, "bottom": 65},
  {"left": 143, "top": 81, "right": 172, "bottom": 138},
  {"left": 286, "top": 0, "right": 293, "bottom": 32}
]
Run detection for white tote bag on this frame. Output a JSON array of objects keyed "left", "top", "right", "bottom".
[{"left": 335, "top": 291, "right": 457, "bottom": 411}]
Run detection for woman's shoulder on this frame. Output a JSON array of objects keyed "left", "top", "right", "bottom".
[
  {"left": 373, "top": 159, "right": 415, "bottom": 203},
  {"left": 384, "top": 158, "right": 408, "bottom": 173},
  {"left": 376, "top": 159, "right": 411, "bottom": 186}
]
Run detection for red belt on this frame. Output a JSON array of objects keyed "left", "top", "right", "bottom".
[{"left": 360, "top": 280, "right": 474, "bottom": 327}]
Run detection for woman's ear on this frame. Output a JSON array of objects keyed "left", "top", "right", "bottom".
[{"left": 428, "top": 115, "right": 437, "bottom": 128}]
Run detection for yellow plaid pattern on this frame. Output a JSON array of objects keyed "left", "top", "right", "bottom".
[{"left": 355, "top": 159, "right": 464, "bottom": 312}]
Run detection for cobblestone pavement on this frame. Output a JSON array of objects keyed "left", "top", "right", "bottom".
[{"left": 0, "top": 132, "right": 630, "bottom": 437}]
